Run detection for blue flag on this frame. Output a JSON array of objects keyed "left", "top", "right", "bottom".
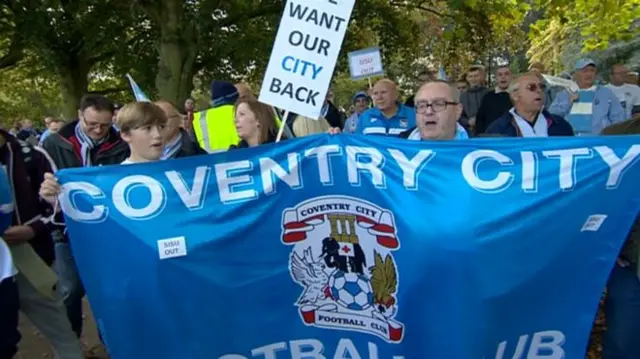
[
  {"left": 125, "top": 73, "right": 151, "bottom": 102},
  {"left": 57, "top": 135, "right": 640, "bottom": 359}
]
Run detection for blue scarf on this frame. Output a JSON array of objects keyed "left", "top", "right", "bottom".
[
  {"left": 161, "top": 132, "right": 183, "bottom": 160},
  {"left": 75, "top": 122, "right": 105, "bottom": 167}
]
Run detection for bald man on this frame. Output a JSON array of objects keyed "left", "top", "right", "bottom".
[
  {"left": 399, "top": 81, "right": 469, "bottom": 140},
  {"left": 350, "top": 79, "right": 415, "bottom": 136},
  {"left": 486, "top": 73, "right": 573, "bottom": 137}
]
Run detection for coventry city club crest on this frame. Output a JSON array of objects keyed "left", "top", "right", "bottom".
[{"left": 281, "top": 196, "right": 404, "bottom": 343}]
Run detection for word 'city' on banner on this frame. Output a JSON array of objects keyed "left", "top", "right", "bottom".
[
  {"left": 259, "top": 0, "right": 356, "bottom": 119},
  {"left": 57, "top": 135, "right": 640, "bottom": 359}
]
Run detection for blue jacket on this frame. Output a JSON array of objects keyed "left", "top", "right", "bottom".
[
  {"left": 486, "top": 110, "right": 574, "bottom": 137},
  {"left": 549, "top": 86, "right": 625, "bottom": 134},
  {"left": 353, "top": 104, "right": 416, "bottom": 136}
]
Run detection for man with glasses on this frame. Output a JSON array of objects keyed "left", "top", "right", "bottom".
[
  {"left": 487, "top": 73, "right": 573, "bottom": 137},
  {"left": 41, "top": 94, "right": 129, "bottom": 339},
  {"left": 399, "top": 80, "right": 469, "bottom": 141}
]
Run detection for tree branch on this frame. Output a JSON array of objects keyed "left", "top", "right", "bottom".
[
  {"left": 87, "top": 36, "right": 139, "bottom": 66},
  {"left": 92, "top": 86, "right": 128, "bottom": 95},
  {"left": 134, "top": 0, "right": 163, "bottom": 24},
  {"left": 0, "top": 31, "right": 24, "bottom": 69},
  {"left": 389, "top": 0, "right": 452, "bottom": 19},
  {"left": 215, "top": 2, "right": 283, "bottom": 28}
]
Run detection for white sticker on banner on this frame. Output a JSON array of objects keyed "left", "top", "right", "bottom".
[
  {"left": 581, "top": 214, "right": 608, "bottom": 232},
  {"left": 158, "top": 236, "right": 187, "bottom": 259}
]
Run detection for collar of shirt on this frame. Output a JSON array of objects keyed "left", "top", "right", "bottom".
[
  {"left": 369, "top": 103, "right": 410, "bottom": 120},
  {"left": 408, "top": 123, "right": 468, "bottom": 141}
]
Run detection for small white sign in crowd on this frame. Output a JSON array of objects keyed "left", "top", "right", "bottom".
[{"left": 348, "top": 47, "right": 384, "bottom": 80}]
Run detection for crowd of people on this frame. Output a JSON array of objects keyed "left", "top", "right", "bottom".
[{"left": 0, "top": 56, "right": 638, "bottom": 359}]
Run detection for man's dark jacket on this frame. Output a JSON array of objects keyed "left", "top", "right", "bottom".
[
  {"left": 475, "top": 90, "right": 512, "bottom": 135},
  {"left": 0, "top": 130, "right": 57, "bottom": 265},
  {"left": 41, "top": 120, "right": 129, "bottom": 169},
  {"left": 174, "top": 129, "right": 207, "bottom": 158},
  {"left": 486, "top": 110, "right": 574, "bottom": 137}
]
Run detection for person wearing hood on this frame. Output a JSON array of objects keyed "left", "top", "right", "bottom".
[
  {"left": 459, "top": 65, "right": 489, "bottom": 130},
  {"left": 343, "top": 91, "right": 371, "bottom": 133},
  {"left": 192, "top": 80, "right": 240, "bottom": 153},
  {"left": 399, "top": 81, "right": 469, "bottom": 141}
]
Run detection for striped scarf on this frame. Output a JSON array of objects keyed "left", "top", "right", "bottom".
[
  {"left": 161, "top": 132, "right": 183, "bottom": 160},
  {"left": 567, "top": 86, "right": 596, "bottom": 134},
  {"left": 75, "top": 122, "right": 105, "bottom": 167}
]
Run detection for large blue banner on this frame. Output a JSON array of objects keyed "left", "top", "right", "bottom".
[{"left": 58, "top": 135, "right": 640, "bottom": 359}]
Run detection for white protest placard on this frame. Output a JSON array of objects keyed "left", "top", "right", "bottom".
[
  {"left": 259, "top": 0, "right": 356, "bottom": 119},
  {"left": 542, "top": 74, "right": 579, "bottom": 93},
  {"left": 348, "top": 47, "right": 384, "bottom": 80}
]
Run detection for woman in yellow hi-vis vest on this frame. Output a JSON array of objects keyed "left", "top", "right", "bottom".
[
  {"left": 193, "top": 81, "right": 292, "bottom": 152},
  {"left": 192, "top": 81, "right": 240, "bottom": 153}
]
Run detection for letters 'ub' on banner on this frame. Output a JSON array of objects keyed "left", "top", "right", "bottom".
[
  {"left": 259, "top": 0, "right": 355, "bottom": 119},
  {"left": 58, "top": 135, "right": 640, "bottom": 359}
]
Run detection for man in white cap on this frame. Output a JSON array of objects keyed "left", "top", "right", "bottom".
[{"left": 549, "top": 58, "right": 624, "bottom": 135}]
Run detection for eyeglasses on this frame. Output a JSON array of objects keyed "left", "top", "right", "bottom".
[
  {"left": 81, "top": 117, "right": 111, "bottom": 130},
  {"left": 415, "top": 100, "right": 458, "bottom": 114}
]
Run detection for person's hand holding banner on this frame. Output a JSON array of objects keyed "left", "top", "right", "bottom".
[{"left": 55, "top": 134, "right": 639, "bottom": 359}]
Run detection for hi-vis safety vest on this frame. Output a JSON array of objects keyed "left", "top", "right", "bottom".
[
  {"left": 193, "top": 105, "right": 291, "bottom": 153},
  {"left": 192, "top": 105, "right": 239, "bottom": 153}
]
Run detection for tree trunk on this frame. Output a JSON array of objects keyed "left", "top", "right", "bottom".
[
  {"left": 57, "top": 55, "right": 90, "bottom": 120},
  {"left": 154, "top": 0, "right": 198, "bottom": 107}
]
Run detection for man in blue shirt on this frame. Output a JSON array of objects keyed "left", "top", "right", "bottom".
[{"left": 350, "top": 79, "right": 416, "bottom": 136}]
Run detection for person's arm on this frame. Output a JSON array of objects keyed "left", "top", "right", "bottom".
[
  {"left": 631, "top": 89, "right": 640, "bottom": 120},
  {"left": 31, "top": 146, "right": 67, "bottom": 229},
  {"left": 548, "top": 91, "right": 572, "bottom": 118}
]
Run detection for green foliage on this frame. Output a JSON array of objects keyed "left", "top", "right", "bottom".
[
  {"left": 0, "top": 62, "right": 64, "bottom": 125},
  {"left": 529, "top": 0, "right": 640, "bottom": 72}
]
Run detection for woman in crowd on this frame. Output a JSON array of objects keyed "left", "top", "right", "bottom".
[{"left": 230, "top": 99, "right": 283, "bottom": 149}]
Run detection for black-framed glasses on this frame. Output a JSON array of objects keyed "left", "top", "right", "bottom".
[
  {"left": 81, "top": 117, "right": 111, "bottom": 130},
  {"left": 415, "top": 100, "right": 458, "bottom": 114}
]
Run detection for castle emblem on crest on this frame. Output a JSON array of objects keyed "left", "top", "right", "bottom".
[{"left": 281, "top": 196, "right": 404, "bottom": 343}]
